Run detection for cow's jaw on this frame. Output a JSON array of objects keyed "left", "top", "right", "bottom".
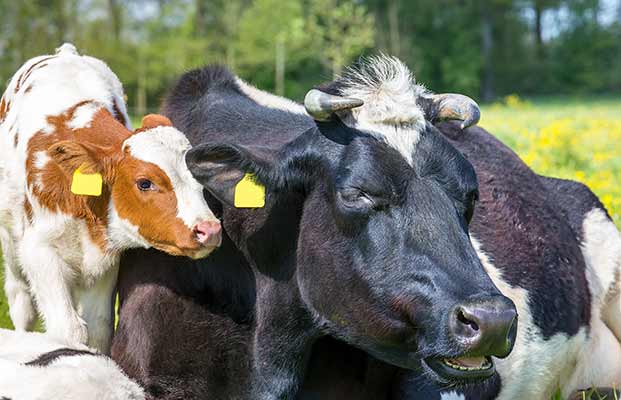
[{"left": 423, "top": 356, "right": 495, "bottom": 382}]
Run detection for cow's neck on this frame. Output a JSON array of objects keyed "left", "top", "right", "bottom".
[{"left": 223, "top": 195, "right": 322, "bottom": 399}]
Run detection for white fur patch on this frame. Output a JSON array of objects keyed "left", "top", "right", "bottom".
[
  {"left": 33, "top": 151, "right": 51, "bottom": 170},
  {"left": 122, "top": 126, "right": 217, "bottom": 230},
  {"left": 337, "top": 56, "right": 428, "bottom": 165},
  {"left": 68, "top": 101, "right": 101, "bottom": 130},
  {"left": 441, "top": 392, "right": 466, "bottom": 400},
  {"left": 106, "top": 201, "right": 150, "bottom": 252},
  {"left": 470, "top": 237, "right": 589, "bottom": 400},
  {"left": 0, "top": 329, "right": 145, "bottom": 400},
  {"left": 236, "top": 78, "right": 307, "bottom": 115},
  {"left": 580, "top": 208, "right": 621, "bottom": 320}
]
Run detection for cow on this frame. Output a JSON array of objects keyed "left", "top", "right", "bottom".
[
  {"left": 0, "top": 328, "right": 145, "bottom": 400},
  {"left": 111, "top": 57, "right": 519, "bottom": 399},
  {"left": 0, "top": 44, "right": 222, "bottom": 354},
  {"left": 397, "top": 165, "right": 621, "bottom": 399}
]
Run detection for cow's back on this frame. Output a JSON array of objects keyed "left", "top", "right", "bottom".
[{"left": 161, "top": 65, "right": 314, "bottom": 149}]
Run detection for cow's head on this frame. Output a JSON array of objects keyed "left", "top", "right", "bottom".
[
  {"left": 186, "top": 57, "right": 516, "bottom": 385},
  {"left": 49, "top": 113, "right": 221, "bottom": 258}
]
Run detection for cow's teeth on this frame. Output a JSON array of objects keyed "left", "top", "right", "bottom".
[{"left": 442, "top": 357, "right": 492, "bottom": 371}]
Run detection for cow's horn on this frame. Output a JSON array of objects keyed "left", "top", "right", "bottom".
[
  {"left": 304, "top": 89, "right": 364, "bottom": 121},
  {"left": 428, "top": 93, "right": 481, "bottom": 129}
]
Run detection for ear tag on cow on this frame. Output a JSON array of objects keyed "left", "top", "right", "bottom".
[
  {"left": 234, "top": 173, "right": 265, "bottom": 208},
  {"left": 71, "top": 165, "right": 102, "bottom": 196}
]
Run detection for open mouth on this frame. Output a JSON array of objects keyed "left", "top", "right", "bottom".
[{"left": 423, "top": 355, "right": 495, "bottom": 381}]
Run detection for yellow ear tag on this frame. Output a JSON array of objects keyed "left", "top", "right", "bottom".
[
  {"left": 71, "top": 165, "right": 102, "bottom": 196},
  {"left": 234, "top": 173, "right": 265, "bottom": 208}
]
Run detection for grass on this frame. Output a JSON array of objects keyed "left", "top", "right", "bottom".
[
  {"left": 0, "top": 97, "right": 620, "bottom": 398},
  {"left": 480, "top": 95, "right": 621, "bottom": 228}
]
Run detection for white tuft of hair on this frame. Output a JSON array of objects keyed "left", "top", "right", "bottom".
[
  {"left": 55, "top": 43, "right": 79, "bottom": 56},
  {"left": 337, "top": 55, "right": 428, "bottom": 165}
]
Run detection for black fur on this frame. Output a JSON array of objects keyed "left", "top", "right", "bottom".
[{"left": 25, "top": 348, "right": 99, "bottom": 367}]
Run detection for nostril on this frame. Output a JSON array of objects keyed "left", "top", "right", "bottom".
[
  {"left": 193, "top": 221, "right": 222, "bottom": 244},
  {"left": 457, "top": 309, "right": 479, "bottom": 332}
]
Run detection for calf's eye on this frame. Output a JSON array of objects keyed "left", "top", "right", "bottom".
[{"left": 136, "top": 178, "right": 156, "bottom": 191}]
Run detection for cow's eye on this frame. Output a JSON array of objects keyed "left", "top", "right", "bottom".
[
  {"left": 338, "top": 188, "right": 375, "bottom": 210},
  {"left": 136, "top": 178, "right": 156, "bottom": 191}
]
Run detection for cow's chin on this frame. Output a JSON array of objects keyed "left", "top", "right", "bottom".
[
  {"left": 150, "top": 242, "right": 218, "bottom": 259},
  {"left": 422, "top": 355, "right": 496, "bottom": 385}
]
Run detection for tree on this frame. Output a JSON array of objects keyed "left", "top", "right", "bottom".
[
  {"left": 307, "top": 0, "right": 375, "bottom": 77},
  {"left": 236, "top": 0, "right": 306, "bottom": 95}
]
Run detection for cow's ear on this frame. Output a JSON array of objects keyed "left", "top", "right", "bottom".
[
  {"left": 139, "top": 114, "right": 173, "bottom": 130},
  {"left": 48, "top": 140, "right": 104, "bottom": 175},
  {"left": 185, "top": 143, "right": 274, "bottom": 207}
]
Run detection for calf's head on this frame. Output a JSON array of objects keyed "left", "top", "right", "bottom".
[
  {"left": 49, "top": 113, "right": 220, "bottom": 258},
  {"left": 186, "top": 57, "right": 516, "bottom": 385}
]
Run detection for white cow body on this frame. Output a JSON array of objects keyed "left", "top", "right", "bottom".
[{"left": 0, "top": 329, "right": 145, "bottom": 400}]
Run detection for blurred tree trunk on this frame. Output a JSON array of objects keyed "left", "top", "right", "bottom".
[
  {"left": 54, "top": 0, "right": 68, "bottom": 43},
  {"left": 136, "top": 49, "right": 147, "bottom": 117},
  {"left": 480, "top": 4, "right": 494, "bottom": 101},
  {"left": 387, "top": 0, "right": 401, "bottom": 57},
  {"left": 108, "top": 0, "right": 122, "bottom": 42},
  {"left": 196, "top": 0, "right": 207, "bottom": 36},
  {"left": 534, "top": 1, "right": 544, "bottom": 58},
  {"left": 275, "top": 35, "right": 285, "bottom": 96}
]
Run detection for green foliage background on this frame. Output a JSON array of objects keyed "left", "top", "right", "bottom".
[{"left": 1, "top": 0, "right": 620, "bottom": 112}]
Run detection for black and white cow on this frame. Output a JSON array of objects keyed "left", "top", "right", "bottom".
[{"left": 112, "top": 57, "right": 518, "bottom": 399}]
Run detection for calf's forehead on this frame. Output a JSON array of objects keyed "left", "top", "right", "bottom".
[{"left": 122, "top": 127, "right": 193, "bottom": 179}]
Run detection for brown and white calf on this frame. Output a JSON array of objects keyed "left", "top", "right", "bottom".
[{"left": 0, "top": 44, "right": 221, "bottom": 353}]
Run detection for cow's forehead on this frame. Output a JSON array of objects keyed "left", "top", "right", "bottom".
[{"left": 334, "top": 56, "right": 428, "bottom": 166}]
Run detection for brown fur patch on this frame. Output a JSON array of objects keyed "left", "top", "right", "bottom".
[
  {"left": 0, "top": 96, "right": 9, "bottom": 123},
  {"left": 24, "top": 101, "right": 201, "bottom": 255},
  {"left": 111, "top": 157, "right": 201, "bottom": 257},
  {"left": 26, "top": 102, "right": 130, "bottom": 250},
  {"left": 111, "top": 98, "right": 128, "bottom": 127},
  {"left": 23, "top": 198, "right": 33, "bottom": 225}
]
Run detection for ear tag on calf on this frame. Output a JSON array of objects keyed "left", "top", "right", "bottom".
[
  {"left": 71, "top": 165, "right": 102, "bottom": 196},
  {"left": 234, "top": 173, "right": 265, "bottom": 208}
]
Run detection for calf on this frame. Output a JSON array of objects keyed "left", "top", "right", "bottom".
[
  {"left": 0, "top": 44, "right": 221, "bottom": 353},
  {"left": 0, "top": 329, "right": 145, "bottom": 400}
]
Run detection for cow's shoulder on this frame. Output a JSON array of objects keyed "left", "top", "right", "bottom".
[
  {"left": 538, "top": 175, "right": 611, "bottom": 242},
  {"left": 437, "top": 121, "right": 591, "bottom": 338}
]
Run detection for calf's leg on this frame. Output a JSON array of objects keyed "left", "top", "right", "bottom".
[
  {"left": 75, "top": 263, "right": 119, "bottom": 353},
  {"left": 0, "top": 228, "right": 36, "bottom": 330},
  {"left": 19, "top": 227, "right": 87, "bottom": 345}
]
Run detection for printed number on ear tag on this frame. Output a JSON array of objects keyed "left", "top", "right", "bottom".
[
  {"left": 71, "top": 165, "right": 102, "bottom": 196},
  {"left": 234, "top": 173, "right": 265, "bottom": 208}
]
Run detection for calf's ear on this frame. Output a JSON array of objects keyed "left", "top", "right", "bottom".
[
  {"left": 48, "top": 140, "right": 105, "bottom": 175},
  {"left": 186, "top": 142, "right": 271, "bottom": 207},
  {"left": 139, "top": 114, "right": 173, "bottom": 130}
]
